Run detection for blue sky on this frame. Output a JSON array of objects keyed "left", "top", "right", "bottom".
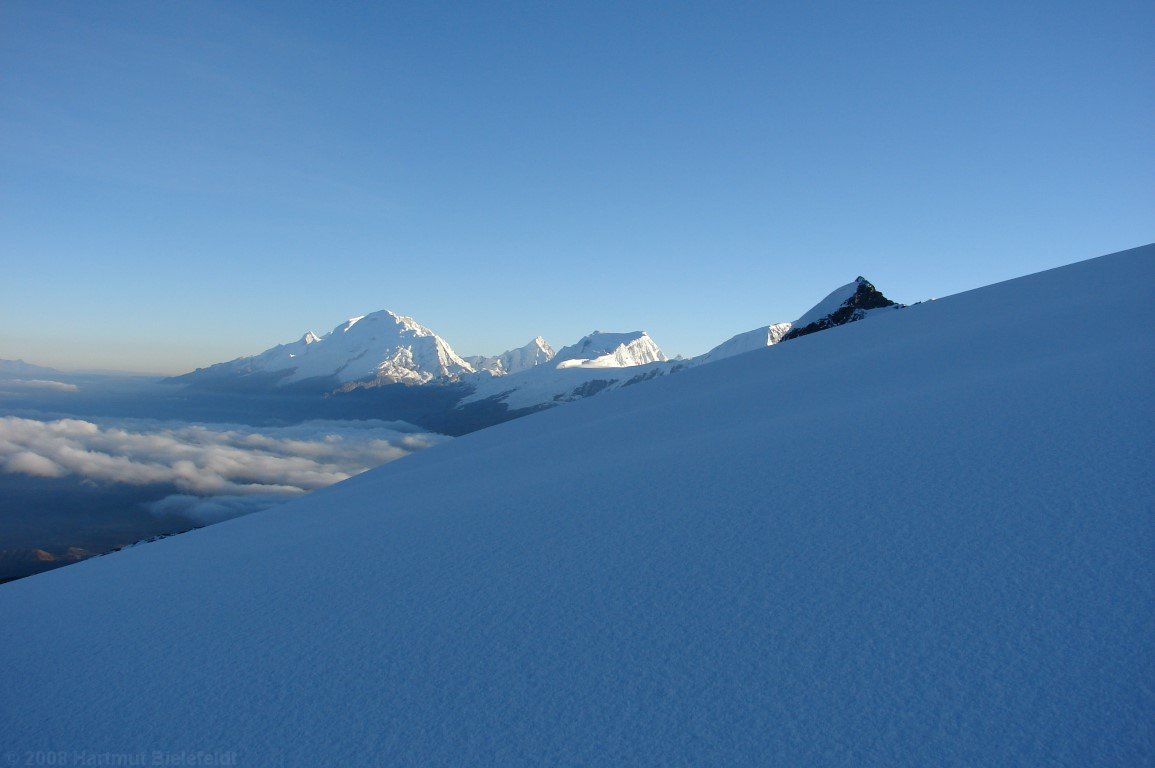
[{"left": 2, "top": 0, "right": 1151, "bottom": 373}]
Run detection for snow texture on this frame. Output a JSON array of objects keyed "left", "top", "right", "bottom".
[{"left": 1, "top": 245, "right": 1153, "bottom": 766}]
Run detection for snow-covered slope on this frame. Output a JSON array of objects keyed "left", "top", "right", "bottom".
[
  {"left": 693, "top": 322, "right": 793, "bottom": 366},
  {"left": 551, "top": 330, "right": 667, "bottom": 368},
  {"left": 178, "top": 310, "right": 475, "bottom": 386},
  {"left": 465, "top": 336, "right": 555, "bottom": 376},
  {"left": 3, "top": 246, "right": 1152, "bottom": 766}
]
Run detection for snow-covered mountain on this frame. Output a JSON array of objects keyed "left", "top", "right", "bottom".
[
  {"left": 465, "top": 336, "right": 555, "bottom": 376},
  {"left": 782, "top": 276, "right": 902, "bottom": 340},
  {"left": 686, "top": 277, "right": 900, "bottom": 370},
  {"left": 551, "top": 331, "right": 668, "bottom": 368},
  {"left": 460, "top": 280, "right": 898, "bottom": 413},
  {"left": 171, "top": 278, "right": 897, "bottom": 399},
  {"left": 176, "top": 310, "right": 475, "bottom": 387},
  {"left": 3, "top": 245, "right": 1150, "bottom": 765}
]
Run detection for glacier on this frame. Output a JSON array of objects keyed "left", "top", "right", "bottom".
[{"left": 1, "top": 245, "right": 1151, "bottom": 766}]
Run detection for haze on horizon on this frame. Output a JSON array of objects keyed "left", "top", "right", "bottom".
[{"left": 2, "top": 0, "right": 1151, "bottom": 374}]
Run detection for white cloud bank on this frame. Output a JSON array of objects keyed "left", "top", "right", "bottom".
[
  {"left": 0, "top": 417, "right": 451, "bottom": 523},
  {"left": 0, "top": 379, "right": 79, "bottom": 392}
]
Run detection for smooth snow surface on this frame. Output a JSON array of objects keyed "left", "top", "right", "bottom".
[
  {"left": 2, "top": 246, "right": 1153, "bottom": 766},
  {"left": 694, "top": 322, "right": 793, "bottom": 365}
]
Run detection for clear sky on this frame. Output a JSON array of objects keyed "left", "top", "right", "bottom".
[{"left": 2, "top": 0, "right": 1151, "bottom": 374}]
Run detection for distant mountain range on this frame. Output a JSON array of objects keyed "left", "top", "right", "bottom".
[
  {"left": 0, "top": 359, "right": 65, "bottom": 379},
  {"left": 168, "top": 277, "right": 903, "bottom": 431}
]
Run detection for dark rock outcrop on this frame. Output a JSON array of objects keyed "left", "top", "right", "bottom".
[{"left": 782, "top": 277, "right": 902, "bottom": 341}]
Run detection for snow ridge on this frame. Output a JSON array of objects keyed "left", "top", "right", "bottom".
[{"left": 783, "top": 276, "right": 901, "bottom": 340}]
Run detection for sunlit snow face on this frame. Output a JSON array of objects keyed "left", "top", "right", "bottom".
[{"left": 0, "top": 416, "right": 450, "bottom": 522}]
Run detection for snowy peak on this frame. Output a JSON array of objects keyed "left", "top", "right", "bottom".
[
  {"left": 337, "top": 310, "right": 424, "bottom": 337},
  {"left": 527, "top": 335, "right": 553, "bottom": 358},
  {"left": 783, "top": 277, "right": 902, "bottom": 341},
  {"left": 694, "top": 277, "right": 900, "bottom": 366},
  {"left": 466, "top": 337, "right": 556, "bottom": 377},
  {"left": 694, "top": 322, "right": 794, "bottom": 366},
  {"left": 317, "top": 310, "right": 474, "bottom": 385},
  {"left": 178, "top": 309, "right": 475, "bottom": 387},
  {"left": 552, "top": 331, "right": 667, "bottom": 369}
]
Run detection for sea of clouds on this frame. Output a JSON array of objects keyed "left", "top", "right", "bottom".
[{"left": 0, "top": 416, "right": 451, "bottom": 523}]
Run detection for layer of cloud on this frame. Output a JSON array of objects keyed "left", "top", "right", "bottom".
[
  {"left": 0, "top": 379, "right": 79, "bottom": 392},
  {"left": 0, "top": 417, "right": 451, "bottom": 522}
]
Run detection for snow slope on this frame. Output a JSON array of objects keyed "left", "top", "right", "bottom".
[
  {"left": 460, "top": 357, "right": 682, "bottom": 411},
  {"left": 693, "top": 322, "right": 793, "bottom": 366},
  {"left": 178, "top": 310, "right": 475, "bottom": 386},
  {"left": 2, "top": 245, "right": 1152, "bottom": 766}
]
